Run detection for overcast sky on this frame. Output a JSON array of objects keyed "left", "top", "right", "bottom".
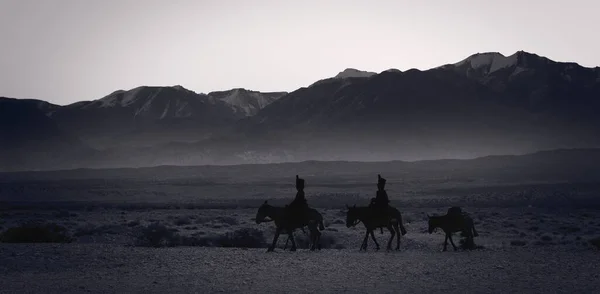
[{"left": 1, "top": 0, "right": 598, "bottom": 105}]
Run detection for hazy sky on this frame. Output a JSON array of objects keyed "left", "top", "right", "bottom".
[{"left": 1, "top": 0, "right": 599, "bottom": 105}]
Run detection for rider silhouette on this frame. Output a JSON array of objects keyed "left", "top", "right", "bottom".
[
  {"left": 447, "top": 206, "right": 464, "bottom": 227},
  {"left": 370, "top": 174, "right": 390, "bottom": 233},
  {"left": 371, "top": 174, "right": 390, "bottom": 208},
  {"left": 287, "top": 175, "right": 308, "bottom": 226}
]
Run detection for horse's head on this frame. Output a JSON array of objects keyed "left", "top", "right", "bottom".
[
  {"left": 255, "top": 201, "right": 270, "bottom": 224},
  {"left": 345, "top": 204, "right": 359, "bottom": 228}
]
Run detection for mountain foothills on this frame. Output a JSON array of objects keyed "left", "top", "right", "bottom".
[{"left": 1, "top": 50, "right": 600, "bottom": 171}]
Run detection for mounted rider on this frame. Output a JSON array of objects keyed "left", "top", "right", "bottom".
[
  {"left": 447, "top": 206, "right": 465, "bottom": 228},
  {"left": 286, "top": 175, "right": 309, "bottom": 227},
  {"left": 369, "top": 174, "right": 391, "bottom": 232}
]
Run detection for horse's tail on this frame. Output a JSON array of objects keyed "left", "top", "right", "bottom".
[
  {"left": 393, "top": 208, "right": 408, "bottom": 236},
  {"left": 472, "top": 222, "right": 479, "bottom": 237},
  {"left": 313, "top": 210, "right": 325, "bottom": 231},
  {"left": 400, "top": 223, "right": 407, "bottom": 236}
]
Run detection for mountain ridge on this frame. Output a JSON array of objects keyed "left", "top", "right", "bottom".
[{"left": 2, "top": 50, "right": 600, "bottom": 171}]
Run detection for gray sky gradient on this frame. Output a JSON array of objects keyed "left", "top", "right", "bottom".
[{"left": 1, "top": 0, "right": 599, "bottom": 105}]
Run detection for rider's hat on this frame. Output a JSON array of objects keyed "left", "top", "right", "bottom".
[
  {"left": 296, "top": 175, "right": 305, "bottom": 191},
  {"left": 377, "top": 174, "right": 386, "bottom": 189}
]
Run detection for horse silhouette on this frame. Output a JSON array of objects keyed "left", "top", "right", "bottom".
[
  {"left": 255, "top": 201, "right": 325, "bottom": 252},
  {"left": 427, "top": 207, "right": 479, "bottom": 251},
  {"left": 345, "top": 204, "right": 408, "bottom": 251}
]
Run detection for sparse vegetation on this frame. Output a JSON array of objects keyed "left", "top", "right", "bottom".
[
  {"left": 74, "top": 224, "right": 123, "bottom": 237},
  {"left": 216, "top": 228, "right": 265, "bottom": 248},
  {"left": 135, "top": 222, "right": 179, "bottom": 247},
  {"left": 215, "top": 216, "right": 239, "bottom": 226},
  {"left": 510, "top": 240, "right": 527, "bottom": 246},
  {"left": 135, "top": 223, "right": 266, "bottom": 248},
  {"left": 0, "top": 222, "right": 72, "bottom": 243},
  {"left": 127, "top": 220, "right": 140, "bottom": 227},
  {"left": 54, "top": 210, "right": 78, "bottom": 218},
  {"left": 174, "top": 216, "right": 192, "bottom": 226},
  {"left": 332, "top": 219, "right": 345, "bottom": 225}
]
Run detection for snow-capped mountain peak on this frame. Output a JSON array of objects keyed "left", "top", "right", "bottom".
[
  {"left": 453, "top": 52, "right": 518, "bottom": 74},
  {"left": 207, "top": 88, "right": 287, "bottom": 117}
]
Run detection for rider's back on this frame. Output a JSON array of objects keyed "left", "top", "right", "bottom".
[{"left": 287, "top": 175, "right": 309, "bottom": 226}]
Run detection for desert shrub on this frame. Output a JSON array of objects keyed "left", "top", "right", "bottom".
[
  {"left": 135, "top": 223, "right": 179, "bottom": 247},
  {"left": 134, "top": 226, "right": 266, "bottom": 248},
  {"left": 292, "top": 234, "right": 311, "bottom": 249},
  {"left": 74, "top": 224, "right": 123, "bottom": 237},
  {"left": 54, "top": 210, "right": 77, "bottom": 218},
  {"left": 502, "top": 222, "right": 516, "bottom": 228},
  {"left": 292, "top": 232, "right": 338, "bottom": 249},
  {"left": 559, "top": 226, "right": 581, "bottom": 234},
  {"left": 590, "top": 237, "right": 600, "bottom": 249},
  {"left": 178, "top": 235, "right": 211, "bottom": 247},
  {"left": 332, "top": 219, "right": 345, "bottom": 225},
  {"left": 215, "top": 216, "right": 239, "bottom": 226},
  {"left": 216, "top": 228, "right": 265, "bottom": 248},
  {"left": 0, "top": 222, "right": 72, "bottom": 243},
  {"left": 510, "top": 240, "right": 527, "bottom": 246},
  {"left": 318, "top": 234, "right": 338, "bottom": 249},
  {"left": 127, "top": 220, "right": 140, "bottom": 227},
  {"left": 174, "top": 216, "right": 192, "bottom": 226},
  {"left": 194, "top": 216, "right": 213, "bottom": 225}
]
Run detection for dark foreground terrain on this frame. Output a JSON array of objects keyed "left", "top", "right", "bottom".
[{"left": 0, "top": 245, "right": 598, "bottom": 294}]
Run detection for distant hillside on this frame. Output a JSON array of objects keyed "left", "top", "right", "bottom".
[{"left": 1, "top": 50, "right": 600, "bottom": 170}]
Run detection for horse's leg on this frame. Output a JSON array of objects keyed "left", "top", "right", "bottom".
[
  {"left": 393, "top": 222, "right": 401, "bottom": 250},
  {"left": 268, "top": 228, "right": 282, "bottom": 252},
  {"left": 314, "top": 223, "right": 322, "bottom": 250},
  {"left": 309, "top": 225, "right": 318, "bottom": 251},
  {"left": 465, "top": 228, "right": 475, "bottom": 249},
  {"left": 397, "top": 213, "right": 408, "bottom": 236},
  {"left": 289, "top": 231, "right": 297, "bottom": 251},
  {"left": 466, "top": 233, "right": 474, "bottom": 249},
  {"left": 448, "top": 233, "right": 458, "bottom": 251},
  {"left": 310, "top": 224, "right": 320, "bottom": 250},
  {"left": 443, "top": 233, "right": 449, "bottom": 251},
  {"left": 305, "top": 224, "right": 314, "bottom": 250},
  {"left": 472, "top": 223, "right": 479, "bottom": 237},
  {"left": 317, "top": 230, "right": 322, "bottom": 250},
  {"left": 386, "top": 224, "right": 395, "bottom": 251},
  {"left": 283, "top": 233, "right": 289, "bottom": 250},
  {"left": 361, "top": 230, "right": 370, "bottom": 251},
  {"left": 370, "top": 230, "right": 380, "bottom": 250}
]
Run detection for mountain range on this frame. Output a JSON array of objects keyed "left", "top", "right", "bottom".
[{"left": 1, "top": 50, "right": 599, "bottom": 171}]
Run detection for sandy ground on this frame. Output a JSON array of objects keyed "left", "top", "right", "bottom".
[
  {"left": 2, "top": 164, "right": 600, "bottom": 293},
  {"left": 1, "top": 244, "right": 598, "bottom": 294}
]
